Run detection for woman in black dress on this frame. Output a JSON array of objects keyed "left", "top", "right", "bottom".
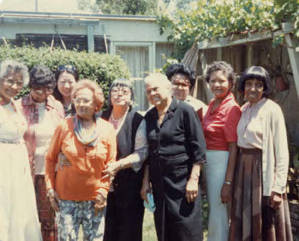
[
  {"left": 102, "top": 78, "right": 148, "bottom": 241},
  {"left": 141, "top": 73, "right": 206, "bottom": 241}
]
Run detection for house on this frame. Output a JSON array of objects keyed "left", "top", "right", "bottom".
[{"left": 0, "top": 0, "right": 174, "bottom": 109}]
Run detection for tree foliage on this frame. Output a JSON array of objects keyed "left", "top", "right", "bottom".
[
  {"left": 158, "top": 0, "right": 298, "bottom": 59},
  {"left": 79, "top": 0, "right": 158, "bottom": 15}
]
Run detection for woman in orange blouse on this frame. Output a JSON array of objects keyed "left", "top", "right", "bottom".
[{"left": 45, "top": 79, "right": 117, "bottom": 241}]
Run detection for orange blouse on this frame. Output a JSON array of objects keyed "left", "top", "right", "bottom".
[{"left": 45, "top": 117, "right": 116, "bottom": 201}]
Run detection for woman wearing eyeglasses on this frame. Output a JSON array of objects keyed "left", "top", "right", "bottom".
[
  {"left": 20, "top": 65, "right": 64, "bottom": 241},
  {"left": 54, "top": 64, "right": 79, "bottom": 117},
  {"left": 0, "top": 60, "right": 42, "bottom": 241},
  {"left": 45, "top": 79, "right": 116, "bottom": 241},
  {"left": 101, "top": 79, "right": 148, "bottom": 241},
  {"left": 166, "top": 63, "right": 207, "bottom": 121}
]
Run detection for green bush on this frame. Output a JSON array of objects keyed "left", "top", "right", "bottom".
[{"left": 0, "top": 45, "right": 130, "bottom": 99}]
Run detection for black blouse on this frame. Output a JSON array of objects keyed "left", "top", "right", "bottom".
[{"left": 145, "top": 98, "right": 206, "bottom": 165}]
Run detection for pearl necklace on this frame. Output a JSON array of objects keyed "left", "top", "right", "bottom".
[{"left": 109, "top": 111, "right": 128, "bottom": 131}]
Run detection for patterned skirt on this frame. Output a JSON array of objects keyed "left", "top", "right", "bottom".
[
  {"left": 34, "top": 175, "right": 58, "bottom": 241},
  {"left": 229, "top": 148, "right": 293, "bottom": 241}
]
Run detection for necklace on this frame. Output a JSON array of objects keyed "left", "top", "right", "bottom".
[
  {"left": 110, "top": 113, "right": 124, "bottom": 122},
  {"left": 109, "top": 110, "right": 128, "bottom": 131}
]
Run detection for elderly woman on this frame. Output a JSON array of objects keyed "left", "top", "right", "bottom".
[
  {"left": 166, "top": 63, "right": 207, "bottom": 120},
  {"left": 20, "top": 65, "right": 64, "bottom": 241},
  {"left": 45, "top": 79, "right": 117, "bottom": 241},
  {"left": 229, "top": 66, "right": 293, "bottom": 241},
  {"left": 202, "top": 61, "right": 241, "bottom": 241},
  {"left": 0, "top": 60, "right": 42, "bottom": 241},
  {"left": 54, "top": 64, "right": 79, "bottom": 116},
  {"left": 141, "top": 73, "right": 206, "bottom": 241},
  {"left": 101, "top": 78, "right": 148, "bottom": 241}
]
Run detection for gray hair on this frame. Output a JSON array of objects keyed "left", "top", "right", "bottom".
[
  {"left": 0, "top": 60, "right": 29, "bottom": 86},
  {"left": 107, "top": 78, "right": 135, "bottom": 110},
  {"left": 144, "top": 73, "right": 171, "bottom": 89}
]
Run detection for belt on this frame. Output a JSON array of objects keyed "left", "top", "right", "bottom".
[{"left": 0, "top": 138, "right": 22, "bottom": 144}]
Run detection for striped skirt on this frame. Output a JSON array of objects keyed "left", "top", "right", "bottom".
[{"left": 229, "top": 148, "right": 293, "bottom": 241}]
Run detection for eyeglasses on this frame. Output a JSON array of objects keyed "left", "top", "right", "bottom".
[
  {"left": 244, "top": 81, "right": 264, "bottom": 90},
  {"left": 111, "top": 87, "right": 131, "bottom": 95},
  {"left": 57, "top": 65, "right": 77, "bottom": 73},
  {"left": 172, "top": 82, "right": 190, "bottom": 89},
  {"left": 31, "top": 85, "right": 55, "bottom": 93},
  {"left": 4, "top": 78, "right": 23, "bottom": 88},
  {"left": 73, "top": 97, "right": 93, "bottom": 105}
]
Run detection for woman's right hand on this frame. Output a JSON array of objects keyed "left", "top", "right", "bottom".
[
  {"left": 58, "top": 152, "right": 71, "bottom": 170},
  {"left": 47, "top": 189, "right": 60, "bottom": 212}
]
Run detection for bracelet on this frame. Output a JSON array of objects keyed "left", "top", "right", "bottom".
[
  {"left": 47, "top": 189, "right": 55, "bottom": 198},
  {"left": 118, "top": 161, "right": 124, "bottom": 170},
  {"left": 190, "top": 175, "right": 199, "bottom": 181},
  {"left": 224, "top": 180, "right": 232, "bottom": 185}
]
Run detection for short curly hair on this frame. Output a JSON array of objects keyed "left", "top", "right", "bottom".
[
  {"left": 166, "top": 63, "right": 196, "bottom": 89},
  {"left": 205, "top": 61, "right": 235, "bottom": 85},
  {"left": 0, "top": 60, "right": 29, "bottom": 86},
  {"left": 71, "top": 79, "right": 104, "bottom": 112},
  {"left": 238, "top": 66, "right": 272, "bottom": 97},
  {"left": 29, "top": 65, "right": 56, "bottom": 88}
]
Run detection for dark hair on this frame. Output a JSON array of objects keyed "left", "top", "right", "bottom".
[
  {"left": 205, "top": 61, "right": 235, "bottom": 85},
  {"left": 165, "top": 63, "right": 196, "bottom": 89},
  {"left": 29, "top": 65, "right": 55, "bottom": 88},
  {"left": 107, "top": 78, "right": 134, "bottom": 111},
  {"left": 53, "top": 64, "right": 79, "bottom": 102},
  {"left": 239, "top": 66, "right": 272, "bottom": 97}
]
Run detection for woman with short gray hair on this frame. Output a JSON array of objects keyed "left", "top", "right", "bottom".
[
  {"left": 0, "top": 59, "right": 29, "bottom": 85},
  {"left": 141, "top": 73, "right": 206, "bottom": 241},
  {"left": 0, "top": 60, "right": 42, "bottom": 241}
]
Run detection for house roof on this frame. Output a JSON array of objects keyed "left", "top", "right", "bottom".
[
  {"left": 197, "top": 28, "right": 295, "bottom": 50},
  {"left": 0, "top": 10, "right": 157, "bottom": 22}
]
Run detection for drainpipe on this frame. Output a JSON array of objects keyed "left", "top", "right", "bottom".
[{"left": 35, "top": 0, "right": 38, "bottom": 12}]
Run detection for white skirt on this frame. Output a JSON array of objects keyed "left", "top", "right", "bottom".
[{"left": 0, "top": 142, "right": 42, "bottom": 241}]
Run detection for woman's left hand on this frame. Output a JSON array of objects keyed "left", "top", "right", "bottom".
[
  {"left": 185, "top": 178, "right": 199, "bottom": 203},
  {"left": 102, "top": 162, "right": 122, "bottom": 179},
  {"left": 270, "top": 192, "right": 282, "bottom": 209},
  {"left": 221, "top": 183, "right": 232, "bottom": 203}
]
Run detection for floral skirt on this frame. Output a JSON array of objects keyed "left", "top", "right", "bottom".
[
  {"left": 229, "top": 148, "right": 293, "bottom": 241},
  {"left": 58, "top": 200, "right": 106, "bottom": 241}
]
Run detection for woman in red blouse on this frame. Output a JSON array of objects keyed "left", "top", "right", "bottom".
[{"left": 202, "top": 61, "right": 241, "bottom": 241}]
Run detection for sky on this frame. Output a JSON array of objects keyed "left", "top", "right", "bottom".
[{"left": 0, "top": 0, "right": 84, "bottom": 13}]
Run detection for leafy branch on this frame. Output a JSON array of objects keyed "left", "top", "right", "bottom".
[{"left": 158, "top": 0, "right": 298, "bottom": 59}]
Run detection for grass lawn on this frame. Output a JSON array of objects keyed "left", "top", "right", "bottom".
[
  {"left": 143, "top": 197, "right": 209, "bottom": 241},
  {"left": 78, "top": 196, "right": 209, "bottom": 241}
]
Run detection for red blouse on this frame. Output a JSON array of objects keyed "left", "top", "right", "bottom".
[{"left": 203, "top": 92, "right": 241, "bottom": 151}]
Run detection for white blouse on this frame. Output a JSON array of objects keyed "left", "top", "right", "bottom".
[
  {"left": 237, "top": 98, "right": 265, "bottom": 149},
  {"left": 32, "top": 103, "right": 61, "bottom": 175}
]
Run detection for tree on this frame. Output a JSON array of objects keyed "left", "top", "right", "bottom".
[
  {"left": 158, "top": 0, "right": 298, "bottom": 59},
  {"left": 78, "top": 0, "right": 158, "bottom": 15}
]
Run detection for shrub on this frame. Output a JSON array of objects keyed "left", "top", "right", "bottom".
[{"left": 0, "top": 45, "right": 130, "bottom": 99}]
